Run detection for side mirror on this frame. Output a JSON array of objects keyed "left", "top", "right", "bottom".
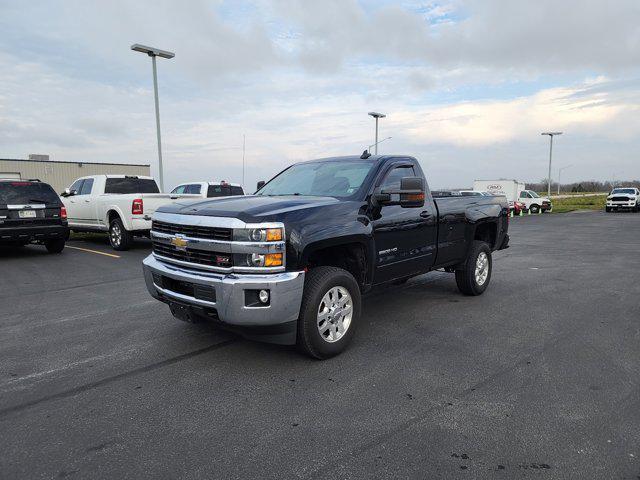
[
  {"left": 256, "top": 180, "right": 266, "bottom": 191},
  {"left": 373, "top": 177, "right": 425, "bottom": 208},
  {"left": 61, "top": 188, "right": 75, "bottom": 197}
]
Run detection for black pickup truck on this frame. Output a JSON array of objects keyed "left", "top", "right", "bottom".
[{"left": 143, "top": 154, "right": 509, "bottom": 358}]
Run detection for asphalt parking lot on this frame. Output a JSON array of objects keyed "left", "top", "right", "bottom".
[{"left": 1, "top": 211, "right": 639, "bottom": 479}]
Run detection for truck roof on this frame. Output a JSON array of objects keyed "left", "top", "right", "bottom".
[
  {"left": 176, "top": 181, "right": 243, "bottom": 187},
  {"left": 296, "top": 155, "right": 414, "bottom": 165}
]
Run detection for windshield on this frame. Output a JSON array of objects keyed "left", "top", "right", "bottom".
[
  {"left": 104, "top": 178, "right": 159, "bottom": 194},
  {"left": 0, "top": 182, "right": 60, "bottom": 205},
  {"left": 611, "top": 188, "right": 635, "bottom": 195},
  {"left": 528, "top": 191, "right": 540, "bottom": 198},
  {"left": 257, "top": 161, "right": 375, "bottom": 198}
]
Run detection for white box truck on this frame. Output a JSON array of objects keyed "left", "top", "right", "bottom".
[{"left": 474, "top": 179, "right": 552, "bottom": 214}]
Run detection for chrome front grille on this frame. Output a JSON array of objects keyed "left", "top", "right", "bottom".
[
  {"left": 151, "top": 220, "right": 232, "bottom": 241},
  {"left": 152, "top": 241, "right": 232, "bottom": 269}
]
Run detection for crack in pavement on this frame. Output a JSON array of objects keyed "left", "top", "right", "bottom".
[{"left": 0, "top": 339, "right": 237, "bottom": 418}]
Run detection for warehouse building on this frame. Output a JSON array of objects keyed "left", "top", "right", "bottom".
[{"left": 0, "top": 155, "right": 151, "bottom": 193}]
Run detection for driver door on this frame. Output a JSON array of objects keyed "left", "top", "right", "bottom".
[
  {"left": 372, "top": 163, "right": 437, "bottom": 283},
  {"left": 64, "top": 179, "right": 84, "bottom": 225}
]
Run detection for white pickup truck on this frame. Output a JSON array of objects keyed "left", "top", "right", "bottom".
[{"left": 61, "top": 175, "right": 197, "bottom": 250}]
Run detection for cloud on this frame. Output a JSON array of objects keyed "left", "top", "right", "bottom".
[{"left": 0, "top": 0, "right": 639, "bottom": 190}]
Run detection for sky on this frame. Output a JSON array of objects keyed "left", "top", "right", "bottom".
[{"left": 0, "top": 0, "right": 639, "bottom": 190}]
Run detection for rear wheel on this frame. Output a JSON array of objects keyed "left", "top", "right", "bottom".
[
  {"left": 45, "top": 238, "right": 65, "bottom": 254},
  {"left": 297, "top": 266, "right": 361, "bottom": 359},
  {"left": 455, "top": 241, "right": 492, "bottom": 296},
  {"left": 109, "top": 217, "right": 133, "bottom": 251},
  {"left": 529, "top": 204, "right": 540, "bottom": 214}
]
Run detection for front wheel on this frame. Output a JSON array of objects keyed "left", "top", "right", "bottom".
[
  {"left": 529, "top": 204, "right": 540, "bottom": 214},
  {"left": 605, "top": 207, "right": 611, "bottom": 213},
  {"left": 455, "top": 241, "right": 492, "bottom": 296},
  {"left": 45, "top": 238, "right": 65, "bottom": 254},
  {"left": 297, "top": 266, "right": 361, "bottom": 359},
  {"left": 109, "top": 217, "right": 133, "bottom": 251}
]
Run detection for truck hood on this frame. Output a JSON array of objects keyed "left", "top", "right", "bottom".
[{"left": 157, "top": 195, "right": 341, "bottom": 222}]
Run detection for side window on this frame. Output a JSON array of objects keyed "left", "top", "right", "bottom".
[
  {"left": 69, "top": 179, "right": 84, "bottom": 194},
  {"left": 79, "top": 178, "right": 94, "bottom": 195},
  {"left": 186, "top": 184, "right": 202, "bottom": 194},
  {"left": 231, "top": 186, "right": 244, "bottom": 195},
  {"left": 172, "top": 185, "right": 186, "bottom": 194},
  {"left": 381, "top": 166, "right": 415, "bottom": 191},
  {"left": 519, "top": 191, "right": 530, "bottom": 198}
]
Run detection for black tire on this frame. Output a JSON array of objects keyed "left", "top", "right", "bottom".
[
  {"left": 297, "top": 266, "right": 361, "bottom": 359},
  {"left": 109, "top": 217, "right": 133, "bottom": 251},
  {"left": 605, "top": 207, "right": 611, "bottom": 213},
  {"left": 455, "top": 241, "right": 492, "bottom": 296},
  {"left": 529, "top": 204, "right": 540, "bottom": 214},
  {"left": 45, "top": 238, "right": 65, "bottom": 254}
]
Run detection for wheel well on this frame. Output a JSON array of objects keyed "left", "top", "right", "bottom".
[
  {"left": 107, "top": 210, "right": 120, "bottom": 225},
  {"left": 306, "top": 243, "right": 368, "bottom": 288},
  {"left": 474, "top": 222, "right": 497, "bottom": 249}
]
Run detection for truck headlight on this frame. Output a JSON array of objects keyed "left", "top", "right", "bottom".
[
  {"left": 234, "top": 227, "right": 283, "bottom": 242},
  {"left": 235, "top": 253, "right": 283, "bottom": 267}
]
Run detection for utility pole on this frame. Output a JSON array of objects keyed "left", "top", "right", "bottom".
[
  {"left": 541, "top": 132, "right": 562, "bottom": 198},
  {"left": 242, "top": 134, "right": 246, "bottom": 188},
  {"left": 558, "top": 164, "right": 573, "bottom": 195}
]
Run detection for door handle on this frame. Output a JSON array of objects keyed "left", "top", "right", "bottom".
[
  {"left": 420, "top": 211, "right": 431, "bottom": 218},
  {"left": 84, "top": 199, "right": 91, "bottom": 203}
]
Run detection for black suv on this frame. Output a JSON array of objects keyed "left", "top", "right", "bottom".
[{"left": 0, "top": 179, "right": 69, "bottom": 253}]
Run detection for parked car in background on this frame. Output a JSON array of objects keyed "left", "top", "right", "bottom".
[
  {"left": 606, "top": 187, "right": 639, "bottom": 212},
  {"left": 143, "top": 154, "right": 509, "bottom": 358},
  {"left": 170, "top": 181, "right": 244, "bottom": 198},
  {"left": 61, "top": 175, "right": 197, "bottom": 250},
  {"left": 0, "top": 179, "right": 68, "bottom": 253},
  {"left": 509, "top": 200, "right": 527, "bottom": 215},
  {"left": 474, "top": 180, "right": 552, "bottom": 214}
]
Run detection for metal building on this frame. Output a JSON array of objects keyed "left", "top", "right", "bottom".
[{"left": 0, "top": 158, "right": 151, "bottom": 193}]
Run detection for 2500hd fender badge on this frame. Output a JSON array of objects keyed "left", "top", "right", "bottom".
[{"left": 378, "top": 247, "right": 398, "bottom": 255}]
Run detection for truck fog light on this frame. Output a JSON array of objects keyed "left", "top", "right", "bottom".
[{"left": 259, "top": 289, "right": 270, "bottom": 303}]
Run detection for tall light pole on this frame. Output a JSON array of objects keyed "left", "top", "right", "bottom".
[
  {"left": 541, "top": 132, "right": 562, "bottom": 199},
  {"left": 242, "top": 134, "right": 246, "bottom": 189},
  {"left": 558, "top": 164, "right": 573, "bottom": 195},
  {"left": 131, "top": 44, "right": 175, "bottom": 192},
  {"left": 368, "top": 112, "right": 386, "bottom": 154}
]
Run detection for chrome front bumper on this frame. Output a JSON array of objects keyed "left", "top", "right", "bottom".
[{"left": 143, "top": 254, "right": 305, "bottom": 327}]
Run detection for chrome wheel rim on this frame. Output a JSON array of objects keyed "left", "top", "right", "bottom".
[
  {"left": 110, "top": 223, "right": 121, "bottom": 246},
  {"left": 475, "top": 252, "right": 489, "bottom": 286},
  {"left": 317, "top": 286, "right": 353, "bottom": 343}
]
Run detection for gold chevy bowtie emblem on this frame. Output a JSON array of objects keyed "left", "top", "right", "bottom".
[{"left": 170, "top": 235, "right": 188, "bottom": 250}]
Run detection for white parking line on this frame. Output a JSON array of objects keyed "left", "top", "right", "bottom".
[{"left": 66, "top": 245, "right": 120, "bottom": 258}]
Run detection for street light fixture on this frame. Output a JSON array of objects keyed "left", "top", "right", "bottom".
[
  {"left": 541, "top": 132, "right": 562, "bottom": 199},
  {"left": 558, "top": 164, "right": 573, "bottom": 195},
  {"left": 368, "top": 112, "right": 386, "bottom": 154},
  {"left": 368, "top": 136, "right": 392, "bottom": 152},
  {"left": 131, "top": 43, "right": 175, "bottom": 192}
]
